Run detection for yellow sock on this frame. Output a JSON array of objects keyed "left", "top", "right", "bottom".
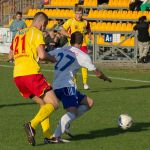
[
  {"left": 41, "top": 117, "right": 52, "bottom": 139},
  {"left": 81, "top": 68, "right": 88, "bottom": 84},
  {"left": 31, "top": 103, "right": 54, "bottom": 129}
]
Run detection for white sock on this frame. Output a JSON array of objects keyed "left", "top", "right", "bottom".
[
  {"left": 77, "top": 105, "right": 89, "bottom": 118},
  {"left": 53, "top": 112, "right": 76, "bottom": 138}
]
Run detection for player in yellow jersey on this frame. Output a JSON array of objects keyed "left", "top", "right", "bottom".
[
  {"left": 61, "top": 5, "right": 91, "bottom": 90},
  {"left": 9, "top": 12, "right": 59, "bottom": 146}
]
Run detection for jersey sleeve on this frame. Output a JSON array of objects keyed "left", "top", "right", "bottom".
[
  {"left": 35, "top": 31, "right": 45, "bottom": 48},
  {"left": 62, "top": 19, "right": 72, "bottom": 30},
  {"left": 76, "top": 52, "right": 96, "bottom": 71},
  {"left": 48, "top": 48, "right": 61, "bottom": 56},
  {"left": 48, "top": 49, "right": 56, "bottom": 56}
]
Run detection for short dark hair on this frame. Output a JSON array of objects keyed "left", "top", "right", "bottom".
[
  {"left": 16, "top": 11, "right": 22, "bottom": 16},
  {"left": 33, "top": 12, "right": 49, "bottom": 24},
  {"left": 139, "top": 16, "right": 147, "bottom": 23},
  {"left": 75, "top": 5, "right": 83, "bottom": 13},
  {"left": 70, "top": 31, "right": 83, "bottom": 45}
]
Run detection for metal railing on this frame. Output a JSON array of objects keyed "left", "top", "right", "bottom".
[{"left": 92, "top": 31, "right": 138, "bottom": 63}]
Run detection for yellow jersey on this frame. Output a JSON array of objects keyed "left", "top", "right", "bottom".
[
  {"left": 63, "top": 18, "right": 90, "bottom": 46},
  {"left": 11, "top": 27, "right": 45, "bottom": 77}
]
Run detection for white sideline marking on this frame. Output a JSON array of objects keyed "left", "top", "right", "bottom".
[{"left": 1, "top": 64, "right": 150, "bottom": 83}]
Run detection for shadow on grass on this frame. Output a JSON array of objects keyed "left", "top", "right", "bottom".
[
  {"left": 70, "top": 122, "right": 150, "bottom": 141},
  {"left": 0, "top": 102, "right": 35, "bottom": 109},
  {"left": 90, "top": 85, "right": 150, "bottom": 93}
]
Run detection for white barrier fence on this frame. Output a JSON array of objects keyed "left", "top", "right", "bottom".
[{"left": 0, "top": 28, "right": 12, "bottom": 54}]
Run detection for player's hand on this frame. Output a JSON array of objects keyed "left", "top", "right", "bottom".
[
  {"left": 94, "top": 69, "right": 112, "bottom": 83},
  {"left": 100, "top": 75, "right": 112, "bottom": 82}
]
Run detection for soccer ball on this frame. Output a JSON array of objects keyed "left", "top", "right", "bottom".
[{"left": 118, "top": 114, "right": 133, "bottom": 130}]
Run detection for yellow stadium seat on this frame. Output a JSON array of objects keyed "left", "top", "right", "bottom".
[{"left": 116, "top": 23, "right": 122, "bottom": 31}]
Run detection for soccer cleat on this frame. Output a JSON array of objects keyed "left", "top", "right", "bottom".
[
  {"left": 44, "top": 137, "right": 59, "bottom": 144},
  {"left": 83, "top": 84, "right": 89, "bottom": 90},
  {"left": 24, "top": 122, "right": 36, "bottom": 146},
  {"left": 44, "top": 137, "right": 70, "bottom": 144}
]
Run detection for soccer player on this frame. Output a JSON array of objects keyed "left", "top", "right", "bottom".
[
  {"left": 9, "top": 12, "right": 59, "bottom": 146},
  {"left": 61, "top": 5, "right": 91, "bottom": 90},
  {"left": 48, "top": 31, "right": 111, "bottom": 142}
]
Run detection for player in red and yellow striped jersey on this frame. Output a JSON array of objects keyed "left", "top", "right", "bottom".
[
  {"left": 9, "top": 12, "right": 59, "bottom": 146},
  {"left": 61, "top": 5, "right": 91, "bottom": 90}
]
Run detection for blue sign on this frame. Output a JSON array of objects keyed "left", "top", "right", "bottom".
[{"left": 104, "top": 34, "right": 113, "bottom": 42}]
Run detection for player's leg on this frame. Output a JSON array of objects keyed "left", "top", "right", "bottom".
[
  {"left": 14, "top": 76, "right": 39, "bottom": 146},
  {"left": 141, "top": 42, "right": 149, "bottom": 63},
  {"left": 81, "top": 67, "right": 89, "bottom": 89},
  {"left": 41, "top": 117, "right": 51, "bottom": 139},
  {"left": 24, "top": 96, "right": 45, "bottom": 146},
  {"left": 138, "top": 41, "right": 143, "bottom": 62},
  {"left": 23, "top": 74, "right": 58, "bottom": 145},
  {"left": 32, "top": 97, "right": 52, "bottom": 139},
  {"left": 24, "top": 91, "right": 58, "bottom": 145},
  {"left": 65, "top": 93, "right": 94, "bottom": 137},
  {"left": 53, "top": 107, "right": 77, "bottom": 139},
  {"left": 30, "top": 87, "right": 59, "bottom": 130},
  {"left": 73, "top": 74, "right": 77, "bottom": 89},
  {"left": 51, "top": 87, "right": 78, "bottom": 142},
  {"left": 80, "top": 46, "right": 89, "bottom": 89},
  {"left": 77, "top": 96, "right": 94, "bottom": 117}
]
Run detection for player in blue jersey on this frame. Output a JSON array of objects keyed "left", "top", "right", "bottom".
[{"left": 46, "top": 31, "right": 111, "bottom": 143}]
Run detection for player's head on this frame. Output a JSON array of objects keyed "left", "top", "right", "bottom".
[
  {"left": 16, "top": 11, "right": 22, "bottom": 20},
  {"left": 138, "top": 15, "right": 147, "bottom": 23},
  {"left": 75, "top": 5, "right": 83, "bottom": 21},
  {"left": 70, "top": 31, "right": 83, "bottom": 48},
  {"left": 32, "top": 12, "right": 49, "bottom": 31}
]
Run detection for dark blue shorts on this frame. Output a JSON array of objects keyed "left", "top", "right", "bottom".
[{"left": 54, "top": 87, "right": 86, "bottom": 109}]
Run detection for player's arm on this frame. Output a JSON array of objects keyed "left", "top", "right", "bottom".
[
  {"left": 36, "top": 31, "right": 56, "bottom": 63},
  {"left": 94, "top": 68, "right": 112, "bottom": 82},
  {"left": 77, "top": 52, "right": 111, "bottom": 82},
  {"left": 61, "top": 27, "right": 71, "bottom": 38},
  {"left": 37, "top": 44, "right": 56, "bottom": 63},
  {"left": 60, "top": 19, "right": 72, "bottom": 38},
  {"left": 8, "top": 49, "right": 13, "bottom": 61},
  {"left": 86, "top": 21, "right": 91, "bottom": 35},
  {"left": 8, "top": 42, "right": 14, "bottom": 61}
]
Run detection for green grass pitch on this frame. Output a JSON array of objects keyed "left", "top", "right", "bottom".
[{"left": 1, "top": 61, "right": 150, "bottom": 150}]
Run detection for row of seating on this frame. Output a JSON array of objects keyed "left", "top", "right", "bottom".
[
  {"left": 25, "top": 19, "right": 150, "bottom": 33},
  {"left": 45, "top": 0, "right": 130, "bottom": 8},
  {"left": 108, "top": 0, "right": 130, "bottom": 8},
  {"left": 26, "top": 9, "right": 150, "bottom": 20},
  {"left": 45, "top": 0, "right": 97, "bottom": 7},
  {"left": 25, "top": 20, "right": 58, "bottom": 28},
  {"left": 26, "top": 9, "right": 75, "bottom": 18},
  {"left": 90, "top": 22, "right": 136, "bottom": 32},
  {"left": 49, "top": 0, "right": 78, "bottom": 6},
  {"left": 87, "top": 10, "right": 150, "bottom": 20},
  {"left": 83, "top": 0, "right": 97, "bottom": 7}
]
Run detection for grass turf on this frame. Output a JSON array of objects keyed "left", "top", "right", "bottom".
[{"left": 0, "top": 61, "right": 150, "bottom": 150}]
